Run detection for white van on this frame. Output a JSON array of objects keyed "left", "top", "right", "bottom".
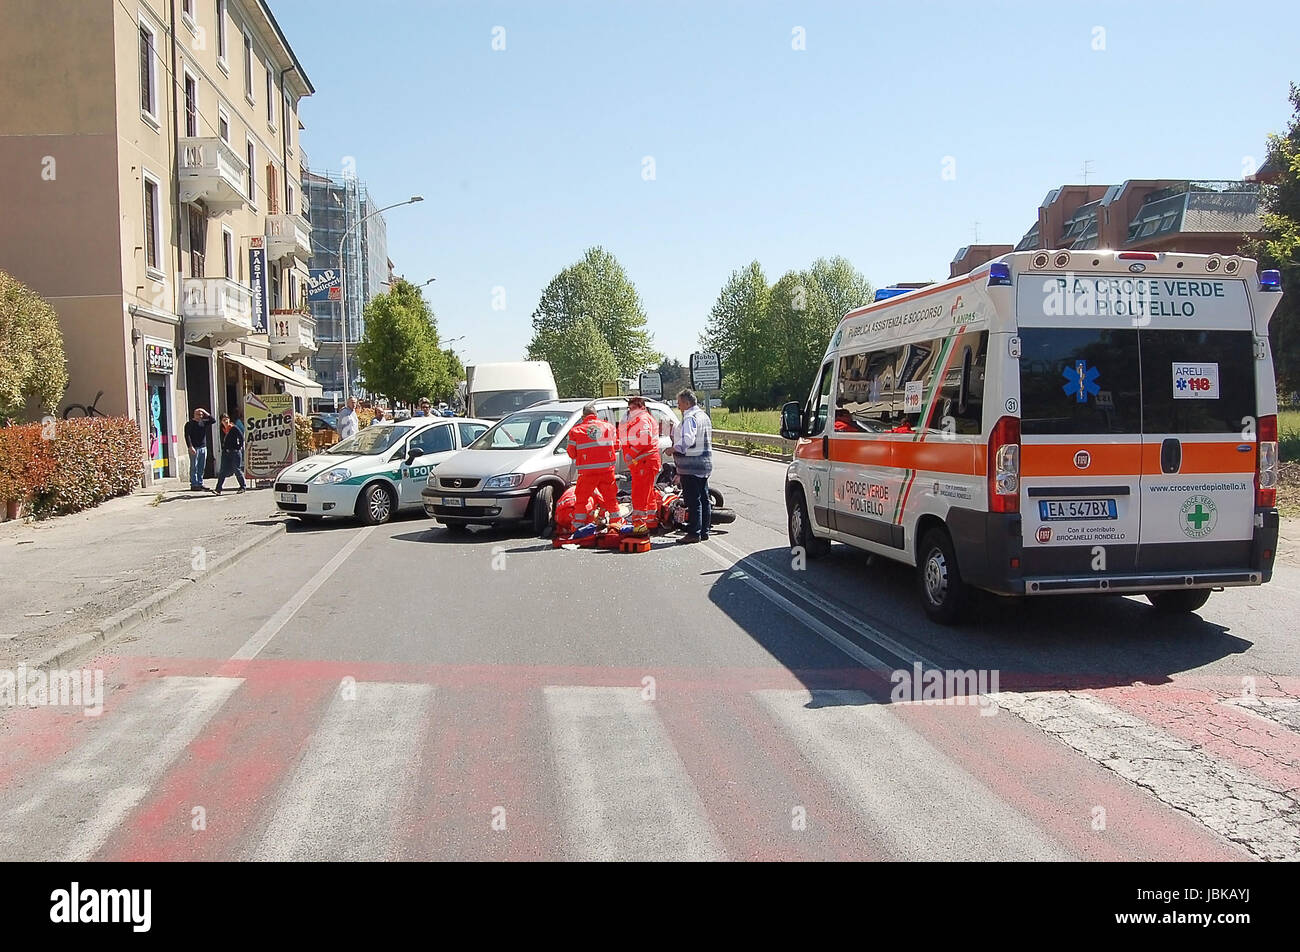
[
  {"left": 781, "top": 250, "right": 1283, "bottom": 623},
  {"left": 465, "top": 361, "right": 558, "bottom": 421}
]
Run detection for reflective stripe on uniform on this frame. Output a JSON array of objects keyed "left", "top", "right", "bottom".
[{"left": 577, "top": 461, "right": 614, "bottom": 471}]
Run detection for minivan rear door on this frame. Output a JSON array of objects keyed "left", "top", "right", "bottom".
[{"left": 1135, "top": 279, "right": 1257, "bottom": 570}]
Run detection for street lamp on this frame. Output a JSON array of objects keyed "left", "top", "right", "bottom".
[
  {"left": 380, "top": 277, "right": 436, "bottom": 288},
  {"left": 338, "top": 195, "right": 424, "bottom": 403}
]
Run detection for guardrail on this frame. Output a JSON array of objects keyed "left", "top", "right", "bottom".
[{"left": 711, "top": 428, "right": 797, "bottom": 461}]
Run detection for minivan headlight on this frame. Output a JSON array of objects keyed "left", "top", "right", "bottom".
[
  {"left": 314, "top": 467, "right": 351, "bottom": 484},
  {"left": 484, "top": 473, "right": 523, "bottom": 490}
]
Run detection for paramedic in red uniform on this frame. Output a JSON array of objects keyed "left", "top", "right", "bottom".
[
  {"left": 623, "top": 396, "right": 660, "bottom": 535},
  {"left": 566, "top": 403, "right": 620, "bottom": 528}
]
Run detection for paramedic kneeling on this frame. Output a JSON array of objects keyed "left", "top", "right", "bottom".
[{"left": 672, "top": 388, "right": 713, "bottom": 544}]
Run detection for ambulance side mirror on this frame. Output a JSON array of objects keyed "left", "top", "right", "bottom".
[{"left": 780, "top": 402, "right": 803, "bottom": 440}]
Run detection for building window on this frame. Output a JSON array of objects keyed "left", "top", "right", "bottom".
[
  {"left": 217, "top": 107, "right": 229, "bottom": 143},
  {"left": 188, "top": 206, "right": 206, "bottom": 278},
  {"left": 246, "top": 139, "right": 256, "bottom": 204},
  {"left": 216, "top": 0, "right": 227, "bottom": 62},
  {"left": 139, "top": 20, "right": 157, "bottom": 120},
  {"left": 284, "top": 94, "right": 292, "bottom": 149},
  {"left": 289, "top": 272, "right": 297, "bottom": 309},
  {"left": 243, "top": 32, "right": 254, "bottom": 102},
  {"left": 143, "top": 174, "right": 162, "bottom": 272},
  {"left": 287, "top": 182, "right": 295, "bottom": 215},
  {"left": 266, "top": 69, "right": 275, "bottom": 127},
  {"left": 266, "top": 163, "right": 279, "bottom": 214},
  {"left": 182, "top": 0, "right": 195, "bottom": 21},
  {"left": 222, "top": 228, "right": 233, "bottom": 279},
  {"left": 271, "top": 264, "right": 280, "bottom": 308},
  {"left": 183, "top": 71, "right": 198, "bottom": 138}
]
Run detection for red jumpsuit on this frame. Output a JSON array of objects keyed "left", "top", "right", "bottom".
[
  {"left": 566, "top": 413, "right": 619, "bottom": 527},
  {"left": 623, "top": 407, "right": 660, "bottom": 532}
]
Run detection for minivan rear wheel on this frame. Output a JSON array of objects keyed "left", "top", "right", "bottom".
[{"left": 1146, "top": 589, "right": 1211, "bottom": 614}]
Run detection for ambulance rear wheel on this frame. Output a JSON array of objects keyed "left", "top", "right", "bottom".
[
  {"left": 1146, "top": 589, "right": 1211, "bottom": 614},
  {"left": 533, "top": 485, "right": 556, "bottom": 538},
  {"left": 788, "top": 491, "right": 830, "bottom": 559},
  {"left": 918, "top": 528, "right": 970, "bottom": 625}
]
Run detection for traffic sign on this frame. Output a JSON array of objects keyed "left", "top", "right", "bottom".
[
  {"left": 639, "top": 372, "right": 662, "bottom": 399},
  {"left": 600, "top": 381, "right": 619, "bottom": 398},
  {"left": 690, "top": 352, "right": 721, "bottom": 391}
]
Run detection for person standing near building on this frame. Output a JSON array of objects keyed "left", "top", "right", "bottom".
[
  {"left": 672, "top": 389, "right": 713, "bottom": 544},
  {"left": 623, "top": 396, "right": 660, "bottom": 535},
  {"left": 184, "top": 408, "right": 216, "bottom": 491},
  {"left": 566, "top": 403, "right": 620, "bottom": 530},
  {"left": 215, "top": 413, "right": 247, "bottom": 494},
  {"left": 337, "top": 396, "right": 359, "bottom": 440}
]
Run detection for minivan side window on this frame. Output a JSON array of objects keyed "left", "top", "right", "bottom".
[{"left": 458, "top": 423, "right": 487, "bottom": 446}]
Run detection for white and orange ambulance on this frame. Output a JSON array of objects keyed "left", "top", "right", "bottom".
[{"left": 781, "top": 249, "right": 1283, "bottom": 623}]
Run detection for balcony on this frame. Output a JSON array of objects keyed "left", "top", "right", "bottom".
[
  {"left": 265, "top": 213, "right": 312, "bottom": 262},
  {"left": 183, "top": 278, "right": 254, "bottom": 343},
  {"left": 178, "top": 137, "right": 250, "bottom": 215},
  {"left": 268, "top": 310, "right": 317, "bottom": 360}
]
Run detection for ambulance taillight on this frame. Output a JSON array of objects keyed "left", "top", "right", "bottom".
[
  {"left": 988, "top": 415, "right": 1020, "bottom": 513},
  {"left": 1256, "top": 414, "right": 1279, "bottom": 508}
]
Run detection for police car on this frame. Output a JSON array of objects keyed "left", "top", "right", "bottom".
[{"left": 274, "top": 416, "right": 491, "bottom": 524}]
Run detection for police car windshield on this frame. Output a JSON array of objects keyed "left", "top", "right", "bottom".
[
  {"left": 331, "top": 424, "right": 416, "bottom": 456},
  {"left": 471, "top": 410, "right": 575, "bottom": 450}
]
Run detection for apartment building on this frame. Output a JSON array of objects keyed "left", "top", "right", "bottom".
[
  {"left": 950, "top": 178, "right": 1266, "bottom": 278},
  {"left": 0, "top": 0, "right": 318, "bottom": 484}
]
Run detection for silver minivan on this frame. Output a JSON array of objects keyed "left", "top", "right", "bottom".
[{"left": 422, "top": 398, "right": 679, "bottom": 534}]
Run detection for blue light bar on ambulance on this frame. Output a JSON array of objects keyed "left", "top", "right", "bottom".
[
  {"left": 873, "top": 287, "right": 913, "bottom": 302},
  {"left": 987, "top": 263, "right": 1012, "bottom": 287},
  {"left": 1260, "top": 269, "right": 1282, "bottom": 291}
]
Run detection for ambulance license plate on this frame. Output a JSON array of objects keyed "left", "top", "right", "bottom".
[
  {"left": 442, "top": 497, "right": 464, "bottom": 507},
  {"left": 1038, "top": 498, "right": 1117, "bottom": 521}
]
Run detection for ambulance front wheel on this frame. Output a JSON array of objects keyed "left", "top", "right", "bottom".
[
  {"left": 788, "top": 490, "right": 830, "bottom": 559},
  {"left": 918, "top": 528, "right": 970, "bottom": 625},
  {"left": 1146, "top": 589, "right": 1212, "bottom": 614}
]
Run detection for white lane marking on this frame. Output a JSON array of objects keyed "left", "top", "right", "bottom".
[
  {"left": 709, "top": 535, "right": 941, "bottom": 669},
  {"left": 755, "top": 689, "right": 1069, "bottom": 860},
  {"left": 0, "top": 676, "right": 243, "bottom": 861},
  {"left": 230, "top": 526, "right": 375, "bottom": 661},
  {"left": 696, "top": 541, "right": 897, "bottom": 674},
  {"left": 995, "top": 690, "right": 1299, "bottom": 861},
  {"left": 251, "top": 681, "right": 432, "bottom": 861},
  {"left": 543, "top": 686, "right": 724, "bottom": 862}
]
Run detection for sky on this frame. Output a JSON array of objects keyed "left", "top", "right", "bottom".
[{"left": 273, "top": 0, "right": 1299, "bottom": 367}]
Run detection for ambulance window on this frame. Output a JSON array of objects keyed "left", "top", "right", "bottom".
[
  {"left": 836, "top": 347, "right": 904, "bottom": 431},
  {"left": 930, "top": 331, "right": 988, "bottom": 435},
  {"left": 808, "top": 361, "right": 835, "bottom": 435},
  {"left": 1019, "top": 328, "right": 1141, "bottom": 435},
  {"left": 1139, "top": 329, "right": 1255, "bottom": 434}
]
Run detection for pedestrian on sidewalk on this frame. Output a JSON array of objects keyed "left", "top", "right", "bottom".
[
  {"left": 184, "top": 408, "right": 216, "bottom": 491},
  {"left": 337, "top": 396, "right": 359, "bottom": 440},
  {"left": 672, "top": 388, "right": 713, "bottom": 544},
  {"left": 215, "top": 413, "right": 247, "bottom": 494}
]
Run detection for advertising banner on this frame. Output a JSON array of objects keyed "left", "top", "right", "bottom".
[
  {"left": 248, "top": 237, "right": 269, "bottom": 333},
  {"left": 308, "top": 268, "right": 343, "bottom": 303},
  {"left": 244, "top": 393, "right": 296, "bottom": 480}
]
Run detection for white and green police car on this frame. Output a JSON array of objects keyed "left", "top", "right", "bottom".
[{"left": 274, "top": 417, "right": 490, "bottom": 525}]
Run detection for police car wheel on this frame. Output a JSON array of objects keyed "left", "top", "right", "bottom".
[
  {"left": 357, "top": 483, "right": 395, "bottom": 525},
  {"left": 788, "top": 491, "right": 829, "bottom": 559},
  {"left": 533, "top": 485, "right": 556, "bottom": 538},
  {"left": 918, "top": 528, "right": 969, "bottom": 625},
  {"left": 1146, "top": 589, "right": 1212, "bottom": 614}
]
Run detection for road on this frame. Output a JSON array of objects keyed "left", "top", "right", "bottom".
[{"left": 2, "top": 452, "right": 1298, "bottom": 861}]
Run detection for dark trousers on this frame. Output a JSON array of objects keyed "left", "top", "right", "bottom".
[
  {"left": 216, "top": 451, "right": 246, "bottom": 491},
  {"left": 680, "top": 473, "right": 711, "bottom": 539}
]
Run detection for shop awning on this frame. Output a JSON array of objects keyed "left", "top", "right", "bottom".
[
  {"left": 222, "top": 351, "right": 321, "bottom": 396},
  {"left": 271, "top": 362, "right": 324, "bottom": 396}
]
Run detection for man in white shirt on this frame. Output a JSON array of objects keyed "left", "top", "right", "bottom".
[
  {"left": 671, "top": 389, "right": 714, "bottom": 543},
  {"left": 337, "top": 396, "right": 359, "bottom": 440}
]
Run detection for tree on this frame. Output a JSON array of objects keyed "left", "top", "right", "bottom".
[
  {"left": 1244, "top": 84, "right": 1300, "bottom": 392},
  {"left": 527, "top": 246, "right": 658, "bottom": 378},
  {"left": 700, "top": 261, "right": 773, "bottom": 408},
  {"left": 546, "top": 315, "right": 620, "bottom": 398},
  {"left": 0, "top": 270, "right": 68, "bottom": 420},
  {"left": 355, "top": 279, "right": 450, "bottom": 405},
  {"left": 654, "top": 357, "right": 691, "bottom": 401},
  {"left": 443, "top": 348, "right": 465, "bottom": 386}
]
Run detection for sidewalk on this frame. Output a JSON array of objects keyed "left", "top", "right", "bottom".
[{"left": 0, "top": 480, "right": 289, "bottom": 668}]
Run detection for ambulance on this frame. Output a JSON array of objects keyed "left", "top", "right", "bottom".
[{"left": 780, "top": 250, "right": 1283, "bottom": 623}]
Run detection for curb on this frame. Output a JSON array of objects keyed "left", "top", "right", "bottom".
[
  {"left": 23, "top": 520, "right": 287, "bottom": 672},
  {"left": 714, "top": 444, "right": 790, "bottom": 463}
]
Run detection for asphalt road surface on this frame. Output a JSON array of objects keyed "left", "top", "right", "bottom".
[{"left": 3, "top": 452, "right": 1298, "bottom": 861}]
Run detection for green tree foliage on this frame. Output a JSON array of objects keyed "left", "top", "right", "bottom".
[
  {"left": 700, "top": 258, "right": 871, "bottom": 408},
  {"left": 443, "top": 348, "right": 465, "bottom": 388},
  {"left": 654, "top": 357, "right": 691, "bottom": 400},
  {"left": 1244, "top": 84, "right": 1300, "bottom": 392},
  {"left": 355, "top": 278, "right": 451, "bottom": 405},
  {"left": 527, "top": 246, "right": 658, "bottom": 380},
  {"left": 547, "top": 315, "right": 620, "bottom": 398},
  {"left": 0, "top": 270, "right": 68, "bottom": 420}
]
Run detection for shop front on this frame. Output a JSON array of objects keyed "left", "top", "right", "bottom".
[{"left": 144, "top": 340, "right": 177, "bottom": 479}]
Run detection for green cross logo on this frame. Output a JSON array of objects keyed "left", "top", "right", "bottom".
[
  {"left": 814, "top": 476, "right": 822, "bottom": 497},
  {"left": 1179, "top": 494, "right": 1217, "bottom": 539}
]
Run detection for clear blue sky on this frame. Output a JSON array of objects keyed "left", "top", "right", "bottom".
[{"left": 273, "top": 0, "right": 1298, "bottom": 366}]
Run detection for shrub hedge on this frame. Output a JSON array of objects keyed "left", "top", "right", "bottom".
[{"left": 0, "top": 417, "right": 141, "bottom": 517}]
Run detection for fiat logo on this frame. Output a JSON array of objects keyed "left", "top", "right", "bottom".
[
  {"left": 1074, "top": 450, "right": 1091, "bottom": 470},
  {"left": 1036, "top": 526, "right": 1052, "bottom": 544},
  {"left": 1128, "top": 263, "right": 1146, "bottom": 272}
]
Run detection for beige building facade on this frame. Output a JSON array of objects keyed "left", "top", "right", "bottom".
[{"left": 0, "top": 0, "right": 318, "bottom": 484}]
